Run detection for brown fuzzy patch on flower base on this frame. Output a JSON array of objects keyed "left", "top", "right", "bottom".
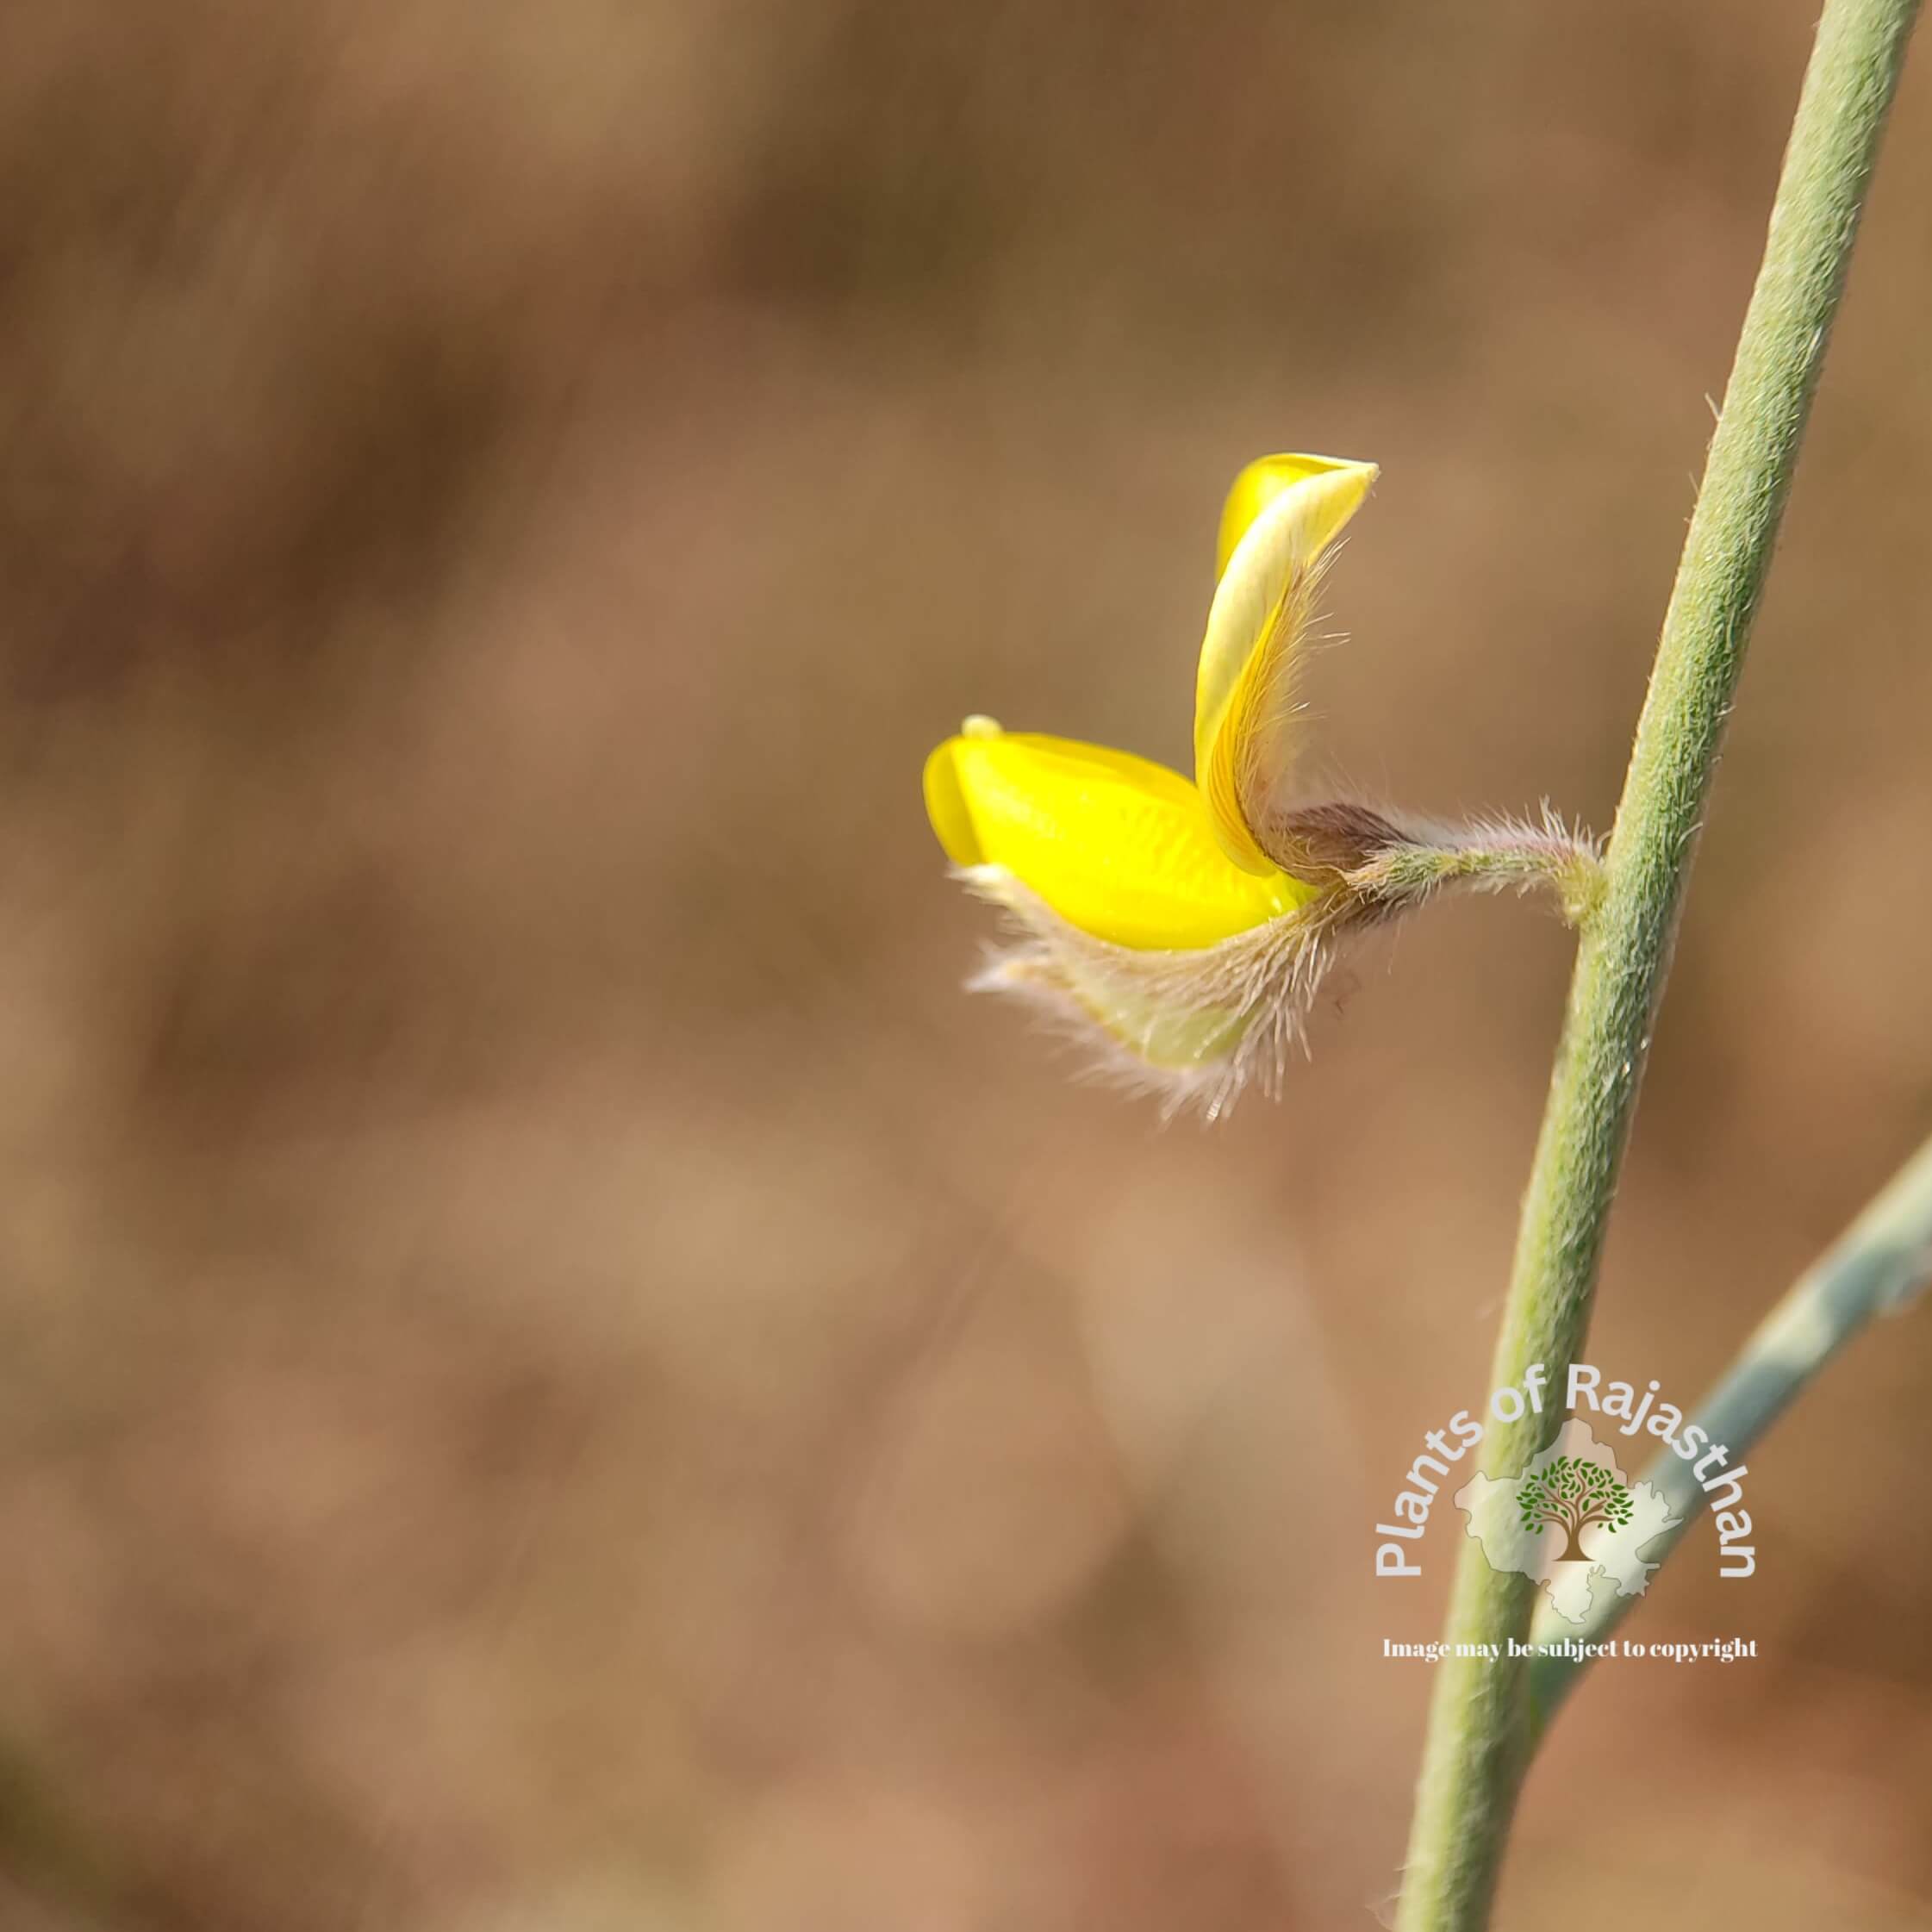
[
  {"left": 1257, "top": 801, "right": 1412, "bottom": 889},
  {"left": 955, "top": 867, "right": 1354, "bottom": 1122}
]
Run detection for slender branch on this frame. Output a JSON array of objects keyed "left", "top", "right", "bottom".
[
  {"left": 1524, "top": 1133, "right": 1932, "bottom": 1725},
  {"left": 1345, "top": 823, "right": 1605, "bottom": 931},
  {"left": 1268, "top": 801, "right": 1605, "bottom": 926},
  {"left": 1394, "top": 4, "right": 1920, "bottom": 1928}
]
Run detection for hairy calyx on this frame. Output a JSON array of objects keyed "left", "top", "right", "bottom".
[{"left": 1262, "top": 802, "right": 1605, "bottom": 931}]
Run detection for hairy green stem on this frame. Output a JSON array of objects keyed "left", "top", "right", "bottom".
[
  {"left": 1524, "top": 1133, "right": 1932, "bottom": 1725},
  {"left": 1348, "top": 826, "right": 1605, "bottom": 930},
  {"left": 1394, "top": 3, "right": 1920, "bottom": 1927}
]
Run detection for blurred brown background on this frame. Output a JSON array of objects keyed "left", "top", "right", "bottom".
[{"left": 1, "top": 2, "right": 1929, "bottom": 1928}]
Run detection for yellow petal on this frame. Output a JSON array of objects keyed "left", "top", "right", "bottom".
[
  {"left": 924, "top": 726, "right": 1314, "bottom": 950},
  {"left": 1195, "top": 454, "right": 1379, "bottom": 871},
  {"left": 1213, "top": 453, "right": 1373, "bottom": 581}
]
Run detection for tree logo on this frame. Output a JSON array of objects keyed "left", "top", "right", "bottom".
[
  {"left": 1455, "top": 1420, "right": 1682, "bottom": 1626},
  {"left": 1514, "top": 1455, "right": 1635, "bottom": 1562}
]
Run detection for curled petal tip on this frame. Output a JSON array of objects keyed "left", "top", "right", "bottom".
[
  {"left": 1196, "top": 452, "right": 1379, "bottom": 872},
  {"left": 1214, "top": 453, "right": 1378, "bottom": 583}
]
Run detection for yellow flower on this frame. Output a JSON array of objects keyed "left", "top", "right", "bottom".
[
  {"left": 923, "top": 726, "right": 1312, "bottom": 950},
  {"left": 922, "top": 453, "right": 1379, "bottom": 1108}
]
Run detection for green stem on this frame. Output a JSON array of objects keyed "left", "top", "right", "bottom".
[
  {"left": 1348, "top": 823, "right": 1605, "bottom": 929},
  {"left": 1524, "top": 1133, "right": 1932, "bottom": 1727},
  {"left": 1393, "top": 3, "right": 1920, "bottom": 1928}
]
